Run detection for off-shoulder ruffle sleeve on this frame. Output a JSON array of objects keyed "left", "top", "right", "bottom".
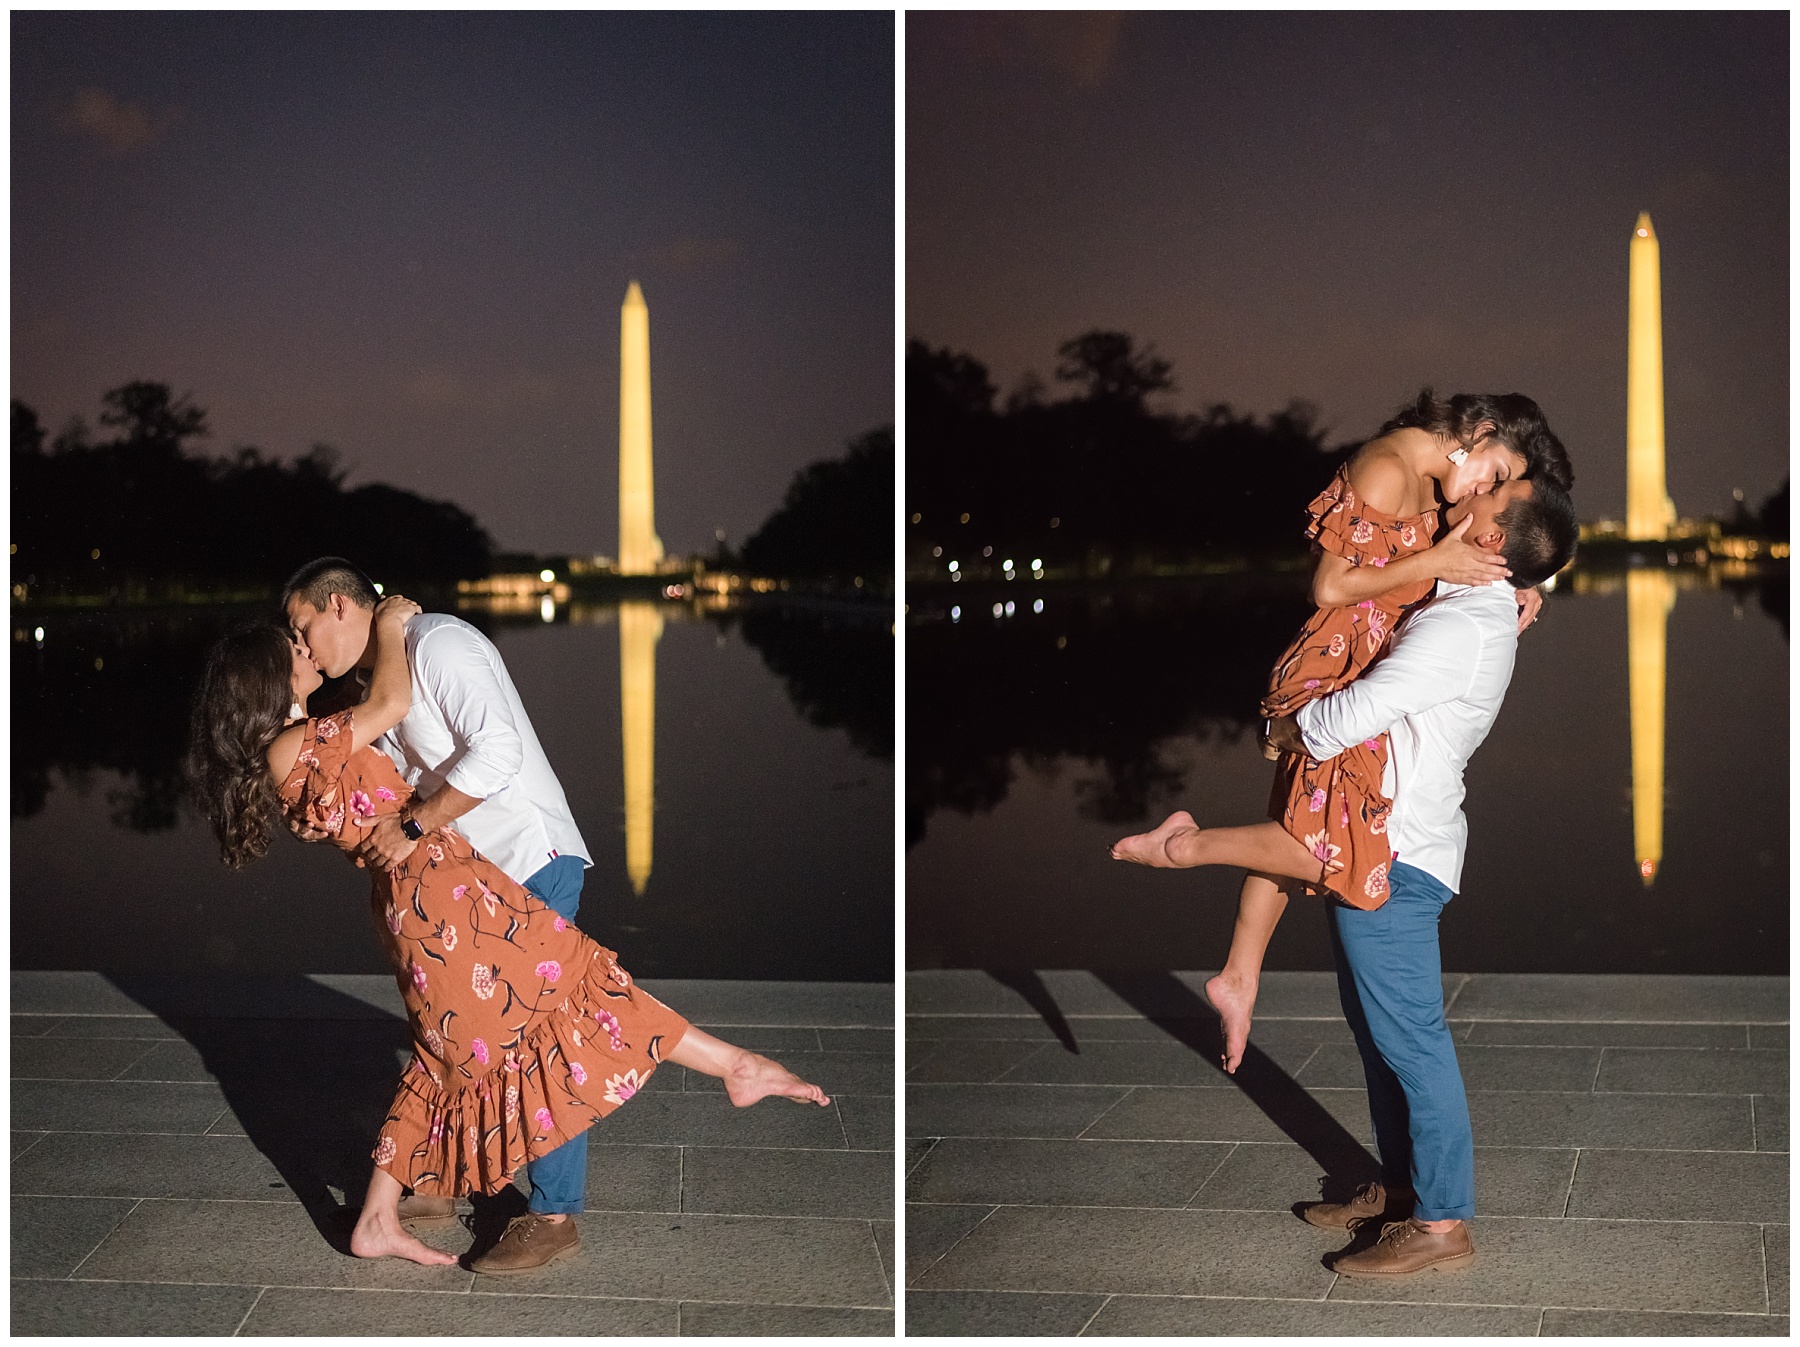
[
  {"left": 277, "top": 710, "right": 356, "bottom": 838},
  {"left": 1305, "top": 470, "right": 1433, "bottom": 570}
]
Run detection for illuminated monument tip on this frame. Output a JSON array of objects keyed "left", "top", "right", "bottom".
[
  {"left": 1626, "top": 212, "right": 1675, "bottom": 541},
  {"left": 618, "top": 280, "right": 664, "bottom": 577},
  {"left": 1639, "top": 857, "right": 1657, "bottom": 886}
]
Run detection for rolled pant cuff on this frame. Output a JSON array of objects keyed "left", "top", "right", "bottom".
[
  {"left": 526, "top": 1198, "right": 586, "bottom": 1215},
  {"left": 1413, "top": 1204, "right": 1474, "bottom": 1222}
]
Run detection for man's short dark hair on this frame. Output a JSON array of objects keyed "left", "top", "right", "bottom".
[
  {"left": 282, "top": 557, "right": 379, "bottom": 613},
  {"left": 1498, "top": 480, "right": 1579, "bottom": 588}
]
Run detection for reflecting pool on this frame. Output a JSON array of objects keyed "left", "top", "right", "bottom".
[{"left": 907, "top": 566, "right": 1787, "bottom": 975}]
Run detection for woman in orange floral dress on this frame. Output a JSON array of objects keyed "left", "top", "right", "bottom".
[
  {"left": 189, "top": 596, "right": 828, "bottom": 1267},
  {"left": 1113, "top": 390, "right": 1573, "bottom": 1072}
]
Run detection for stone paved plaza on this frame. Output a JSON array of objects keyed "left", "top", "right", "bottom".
[
  {"left": 907, "top": 969, "right": 1788, "bottom": 1337},
  {"left": 12, "top": 971, "right": 894, "bottom": 1336}
]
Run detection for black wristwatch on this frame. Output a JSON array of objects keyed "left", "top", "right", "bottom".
[{"left": 400, "top": 814, "right": 425, "bottom": 842}]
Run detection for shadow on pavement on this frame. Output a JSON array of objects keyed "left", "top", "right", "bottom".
[
  {"left": 101, "top": 973, "right": 520, "bottom": 1261},
  {"left": 977, "top": 967, "right": 1381, "bottom": 1202}
]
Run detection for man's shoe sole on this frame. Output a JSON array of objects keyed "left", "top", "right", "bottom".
[
  {"left": 471, "top": 1240, "right": 581, "bottom": 1275},
  {"left": 1334, "top": 1250, "right": 1475, "bottom": 1277}
]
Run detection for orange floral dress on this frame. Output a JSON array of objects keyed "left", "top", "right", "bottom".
[
  {"left": 278, "top": 709, "right": 690, "bottom": 1198},
  {"left": 1261, "top": 469, "right": 1437, "bottom": 910}
]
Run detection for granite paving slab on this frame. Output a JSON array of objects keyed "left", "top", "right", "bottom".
[
  {"left": 1754, "top": 1095, "right": 1788, "bottom": 1151},
  {"left": 1462, "top": 1019, "right": 1753, "bottom": 1048},
  {"left": 241, "top": 1285, "right": 677, "bottom": 1335},
  {"left": 836, "top": 1095, "right": 896, "bottom": 1150},
  {"left": 11, "top": 1195, "right": 139, "bottom": 1278},
  {"left": 1086, "top": 1294, "right": 1543, "bottom": 1335},
  {"left": 907, "top": 1082, "right": 1130, "bottom": 1138},
  {"left": 11, "top": 973, "right": 894, "bottom": 1335},
  {"left": 12, "top": 1131, "right": 302, "bottom": 1201},
  {"left": 906, "top": 1288, "right": 1108, "bottom": 1336},
  {"left": 1766, "top": 1224, "right": 1788, "bottom": 1314},
  {"left": 676, "top": 1300, "right": 894, "bottom": 1335},
  {"left": 906, "top": 1136, "right": 1232, "bottom": 1209},
  {"left": 916, "top": 1205, "right": 1342, "bottom": 1299},
  {"left": 904, "top": 970, "right": 1788, "bottom": 1338},
  {"left": 1596, "top": 1047, "right": 1788, "bottom": 1095},
  {"left": 679, "top": 1144, "right": 892, "bottom": 1219},
  {"left": 11, "top": 1278, "right": 264, "bottom": 1336},
  {"left": 905, "top": 1202, "right": 993, "bottom": 1283},
  {"left": 10, "top": 1078, "right": 232, "bottom": 1135},
  {"left": 1568, "top": 1148, "right": 1788, "bottom": 1223},
  {"left": 1540, "top": 1308, "right": 1790, "bottom": 1336}
]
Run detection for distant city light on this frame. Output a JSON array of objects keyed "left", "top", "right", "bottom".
[
  {"left": 1049, "top": 517, "right": 1060, "bottom": 528},
  {"left": 959, "top": 512, "right": 970, "bottom": 524},
  {"left": 540, "top": 596, "right": 555, "bottom": 623},
  {"left": 947, "top": 560, "right": 959, "bottom": 572},
  {"left": 951, "top": 605, "right": 961, "bottom": 622},
  {"left": 540, "top": 569, "right": 556, "bottom": 583},
  {"left": 1033, "top": 599, "right": 1044, "bottom": 614},
  {"left": 1030, "top": 558, "right": 1041, "bottom": 570},
  {"left": 34, "top": 626, "right": 44, "bottom": 643},
  {"left": 932, "top": 546, "right": 943, "bottom": 557},
  {"left": 992, "top": 602, "right": 1003, "bottom": 618},
  {"left": 911, "top": 513, "right": 921, "bottom": 524},
  {"left": 1541, "top": 574, "right": 1558, "bottom": 593},
  {"left": 373, "top": 582, "right": 384, "bottom": 595},
  {"left": 1004, "top": 600, "right": 1015, "bottom": 616},
  {"left": 1002, "top": 558, "right": 1013, "bottom": 570},
  {"left": 981, "top": 546, "right": 993, "bottom": 557}
]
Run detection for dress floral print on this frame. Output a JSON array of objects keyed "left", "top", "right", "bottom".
[
  {"left": 279, "top": 710, "right": 689, "bottom": 1197},
  {"left": 1260, "top": 468, "right": 1437, "bottom": 910}
]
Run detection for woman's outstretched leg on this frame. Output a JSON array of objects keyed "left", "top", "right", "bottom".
[
  {"left": 667, "top": 1026, "right": 831, "bottom": 1107},
  {"left": 350, "top": 1164, "right": 460, "bottom": 1266},
  {"left": 1112, "top": 814, "right": 1325, "bottom": 885},
  {"left": 1205, "top": 873, "right": 1290, "bottom": 1076}
]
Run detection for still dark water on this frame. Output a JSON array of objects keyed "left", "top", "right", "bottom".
[
  {"left": 908, "top": 567, "right": 1788, "bottom": 975},
  {"left": 14, "top": 598, "right": 893, "bottom": 981}
]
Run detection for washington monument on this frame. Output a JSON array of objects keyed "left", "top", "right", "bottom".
[{"left": 619, "top": 281, "right": 664, "bottom": 575}]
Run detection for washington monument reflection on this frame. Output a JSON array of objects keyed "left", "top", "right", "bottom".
[
  {"left": 1626, "top": 569, "right": 1672, "bottom": 886},
  {"left": 619, "top": 602, "right": 662, "bottom": 894}
]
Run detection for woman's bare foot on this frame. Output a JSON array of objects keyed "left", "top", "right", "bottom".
[
  {"left": 1111, "top": 811, "right": 1198, "bottom": 867},
  {"left": 350, "top": 1209, "right": 461, "bottom": 1266},
  {"left": 1203, "top": 970, "right": 1258, "bottom": 1074},
  {"left": 723, "top": 1051, "right": 831, "bottom": 1107}
]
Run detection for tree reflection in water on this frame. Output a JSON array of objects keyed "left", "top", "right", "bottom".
[
  {"left": 907, "top": 564, "right": 1788, "bottom": 850},
  {"left": 11, "top": 599, "right": 892, "bottom": 835},
  {"left": 907, "top": 576, "right": 1317, "bottom": 847}
]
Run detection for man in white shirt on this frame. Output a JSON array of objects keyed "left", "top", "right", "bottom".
[
  {"left": 1266, "top": 476, "right": 1578, "bottom": 1277},
  {"left": 283, "top": 557, "right": 597, "bottom": 1272}
]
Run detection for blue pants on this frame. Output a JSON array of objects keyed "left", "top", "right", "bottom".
[
  {"left": 520, "top": 855, "right": 590, "bottom": 1215},
  {"left": 1328, "top": 860, "right": 1475, "bottom": 1222}
]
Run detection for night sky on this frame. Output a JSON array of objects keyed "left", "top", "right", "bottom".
[
  {"left": 14, "top": 12, "right": 893, "bottom": 557},
  {"left": 909, "top": 12, "right": 1788, "bottom": 520}
]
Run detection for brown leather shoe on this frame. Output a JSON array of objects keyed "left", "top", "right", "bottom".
[
  {"left": 1333, "top": 1218, "right": 1474, "bottom": 1276},
  {"left": 470, "top": 1213, "right": 580, "bottom": 1274},
  {"left": 1299, "top": 1180, "right": 1415, "bottom": 1230},
  {"left": 396, "top": 1193, "right": 457, "bottom": 1228}
]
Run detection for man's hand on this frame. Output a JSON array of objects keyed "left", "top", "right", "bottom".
[
  {"left": 1263, "top": 713, "right": 1308, "bottom": 758},
  {"left": 354, "top": 814, "right": 419, "bottom": 872},
  {"left": 287, "top": 815, "right": 330, "bottom": 844},
  {"left": 1515, "top": 585, "right": 1544, "bottom": 634}
]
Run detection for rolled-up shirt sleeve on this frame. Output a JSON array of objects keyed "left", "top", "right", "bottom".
[
  {"left": 414, "top": 624, "right": 524, "bottom": 800},
  {"left": 1296, "top": 606, "right": 1483, "bottom": 761}
]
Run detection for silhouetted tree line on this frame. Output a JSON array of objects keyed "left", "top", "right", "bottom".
[
  {"left": 908, "top": 334, "right": 1356, "bottom": 573},
  {"left": 12, "top": 382, "right": 492, "bottom": 602},
  {"left": 738, "top": 426, "right": 892, "bottom": 590}
]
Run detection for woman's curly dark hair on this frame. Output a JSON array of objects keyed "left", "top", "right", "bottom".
[
  {"left": 186, "top": 621, "right": 294, "bottom": 868},
  {"left": 1381, "top": 388, "right": 1574, "bottom": 493}
]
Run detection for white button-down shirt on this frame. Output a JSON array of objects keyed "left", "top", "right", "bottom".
[
  {"left": 1295, "top": 581, "right": 1519, "bottom": 894},
  {"left": 377, "top": 613, "right": 591, "bottom": 887}
]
